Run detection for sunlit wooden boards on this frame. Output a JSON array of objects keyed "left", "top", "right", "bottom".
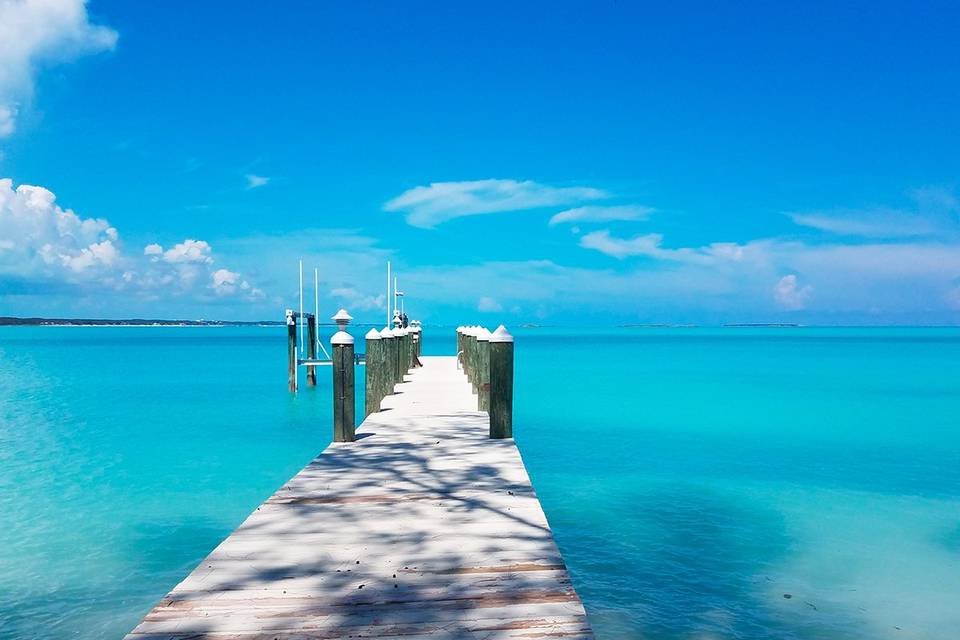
[{"left": 125, "top": 356, "right": 592, "bottom": 639}]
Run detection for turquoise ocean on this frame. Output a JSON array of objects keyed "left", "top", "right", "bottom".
[{"left": 1, "top": 326, "right": 959, "bottom": 639}]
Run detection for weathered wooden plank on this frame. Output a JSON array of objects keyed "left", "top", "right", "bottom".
[{"left": 125, "top": 356, "right": 591, "bottom": 639}]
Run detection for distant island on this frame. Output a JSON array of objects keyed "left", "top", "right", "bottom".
[
  {"left": 723, "top": 323, "right": 802, "bottom": 328},
  {"left": 0, "top": 317, "right": 283, "bottom": 327}
]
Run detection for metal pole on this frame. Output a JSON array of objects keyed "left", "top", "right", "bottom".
[{"left": 386, "top": 261, "right": 391, "bottom": 328}]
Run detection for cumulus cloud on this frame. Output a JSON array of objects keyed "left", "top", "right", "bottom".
[
  {"left": 0, "top": 178, "right": 120, "bottom": 279},
  {"left": 384, "top": 179, "right": 608, "bottom": 228},
  {"left": 549, "top": 204, "right": 654, "bottom": 226},
  {"left": 773, "top": 274, "right": 813, "bottom": 310},
  {"left": 157, "top": 239, "right": 213, "bottom": 264},
  {"left": 211, "top": 268, "right": 263, "bottom": 299},
  {"left": 0, "top": 0, "right": 118, "bottom": 137},
  {"left": 245, "top": 174, "right": 269, "bottom": 189},
  {"left": 477, "top": 296, "right": 503, "bottom": 312},
  {"left": 0, "top": 178, "right": 262, "bottom": 302}
]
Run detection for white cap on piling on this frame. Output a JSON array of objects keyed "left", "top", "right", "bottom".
[
  {"left": 332, "top": 308, "right": 353, "bottom": 323},
  {"left": 365, "top": 328, "right": 381, "bottom": 340},
  {"left": 456, "top": 325, "right": 464, "bottom": 333},
  {"left": 489, "top": 324, "right": 513, "bottom": 343},
  {"left": 380, "top": 326, "right": 394, "bottom": 338},
  {"left": 477, "top": 327, "right": 491, "bottom": 341},
  {"left": 331, "top": 330, "right": 354, "bottom": 345},
  {"left": 285, "top": 309, "right": 295, "bottom": 325}
]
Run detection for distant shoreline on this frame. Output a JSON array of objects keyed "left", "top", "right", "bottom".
[{"left": 0, "top": 317, "right": 283, "bottom": 327}]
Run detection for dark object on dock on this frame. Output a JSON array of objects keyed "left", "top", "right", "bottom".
[{"left": 489, "top": 325, "right": 514, "bottom": 439}]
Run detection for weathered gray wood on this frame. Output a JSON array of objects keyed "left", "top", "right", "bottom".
[
  {"left": 489, "top": 327, "right": 514, "bottom": 439},
  {"left": 307, "top": 314, "right": 318, "bottom": 387},
  {"left": 364, "top": 331, "right": 383, "bottom": 417},
  {"left": 125, "top": 355, "right": 590, "bottom": 639},
  {"left": 332, "top": 336, "right": 355, "bottom": 443},
  {"left": 478, "top": 332, "right": 490, "bottom": 412}
]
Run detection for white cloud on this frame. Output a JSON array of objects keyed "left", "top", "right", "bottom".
[
  {"left": 549, "top": 204, "right": 653, "bottom": 226},
  {"left": 788, "top": 187, "right": 959, "bottom": 238},
  {"left": 477, "top": 296, "right": 503, "bottom": 312},
  {"left": 580, "top": 229, "right": 745, "bottom": 264},
  {"left": 773, "top": 274, "right": 812, "bottom": 310},
  {"left": 788, "top": 209, "right": 939, "bottom": 238},
  {"left": 245, "top": 174, "right": 269, "bottom": 189},
  {"left": 0, "top": 0, "right": 117, "bottom": 137},
  {"left": 330, "top": 287, "right": 385, "bottom": 311},
  {"left": 0, "top": 178, "right": 262, "bottom": 302},
  {"left": 384, "top": 179, "right": 608, "bottom": 228},
  {"left": 159, "top": 239, "right": 213, "bottom": 264},
  {"left": 0, "top": 178, "right": 119, "bottom": 278},
  {"left": 211, "top": 268, "right": 263, "bottom": 299}
]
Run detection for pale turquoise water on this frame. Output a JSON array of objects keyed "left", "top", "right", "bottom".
[{"left": 1, "top": 327, "right": 959, "bottom": 639}]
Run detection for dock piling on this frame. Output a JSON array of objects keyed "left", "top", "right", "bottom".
[
  {"left": 489, "top": 324, "right": 514, "bottom": 439},
  {"left": 306, "top": 313, "right": 317, "bottom": 386},
  {"left": 331, "top": 309, "right": 355, "bottom": 442},
  {"left": 364, "top": 329, "right": 383, "bottom": 416},
  {"left": 477, "top": 326, "right": 491, "bottom": 411},
  {"left": 286, "top": 309, "right": 297, "bottom": 392}
]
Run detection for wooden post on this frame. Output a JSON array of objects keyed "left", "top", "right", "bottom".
[
  {"left": 457, "top": 327, "right": 464, "bottom": 371},
  {"left": 489, "top": 325, "right": 514, "bottom": 439},
  {"left": 477, "top": 327, "right": 491, "bottom": 411},
  {"left": 332, "top": 329, "right": 355, "bottom": 442},
  {"left": 380, "top": 326, "right": 395, "bottom": 397},
  {"left": 364, "top": 329, "right": 382, "bottom": 416},
  {"left": 395, "top": 327, "right": 405, "bottom": 384},
  {"left": 306, "top": 314, "right": 317, "bottom": 387},
  {"left": 286, "top": 309, "right": 297, "bottom": 392},
  {"left": 467, "top": 327, "right": 478, "bottom": 394}
]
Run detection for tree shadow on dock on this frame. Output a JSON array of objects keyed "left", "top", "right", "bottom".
[{"left": 127, "top": 410, "right": 591, "bottom": 639}]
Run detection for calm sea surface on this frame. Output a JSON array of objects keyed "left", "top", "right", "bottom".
[{"left": 1, "top": 326, "right": 959, "bottom": 639}]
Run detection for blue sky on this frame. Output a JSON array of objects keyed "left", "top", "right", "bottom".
[{"left": 1, "top": 0, "right": 959, "bottom": 324}]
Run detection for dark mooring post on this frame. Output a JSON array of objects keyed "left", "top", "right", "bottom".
[
  {"left": 331, "top": 309, "right": 355, "bottom": 442},
  {"left": 477, "top": 327, "right": 491, "bottom": 411},
  {"left": 364, "top": 329, "right": 383, "bottom": 417},
  {"left": 286, "top": 309, "right": 297, "bottom": 392},
  {"left": 467, "top": 327, "right": 478, "bottom": 393},
  {"left": 411, "top": 326, "right": 420, "bottom": 364},
  {"left": 489, "top": 324, "right": 514, "bottom": 439},
  {"left": 306, "top": 313, "right": 317, "bottom": 387},
  {"left": 380, "top": 326, "right": 395, "bottom": 398},
  {"left": 393, "top": 315, "right": 404, "bottom": 385},
  {"left": 457, "top": 326, "right": 464, "bottom": 371}
]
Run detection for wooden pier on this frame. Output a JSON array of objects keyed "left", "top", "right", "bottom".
[{"left": 125, "top": 352, "right": 592, "bottom": 639}]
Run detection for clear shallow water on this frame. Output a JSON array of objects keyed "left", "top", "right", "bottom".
[{"left": 1, "top": 327, "right": 959, "bottom": 639}]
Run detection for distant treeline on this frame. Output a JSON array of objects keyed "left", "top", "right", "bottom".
[{"left": 0, "top": 317, "right": 283, "bottom": 326}]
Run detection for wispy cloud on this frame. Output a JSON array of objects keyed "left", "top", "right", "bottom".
[
  {"left": 245, "top": 174, "right": 269, "bottom": 189},
  {"left": 384, "top": 179, "right": 608, "bottom": 228},
  {"left": 0, "top": 0, "right": 117, "bottom": 137},
  {"left": 580, "top": 229, "right": 744, "bottom": 264},
  {"left": 477, "top": 296, "right": 503, "bottom": 312},
  {"left": 787, "top": 187, "right": 958, "bottom": 238},
  {"left": 549, "top": 204, "right": 653, "bottom": 226}
]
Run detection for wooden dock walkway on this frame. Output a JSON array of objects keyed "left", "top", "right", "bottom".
[{"left": 126, "top": 355, "right": 592, "bottom": 639}]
